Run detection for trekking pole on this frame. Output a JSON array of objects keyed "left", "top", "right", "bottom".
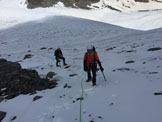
[{"left": 101, "top": 71, "right": 106, "bottom": 81}]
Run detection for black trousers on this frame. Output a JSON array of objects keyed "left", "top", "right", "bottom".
[
  {"left": 87, "top": 63, "right": 97, "bottom": 83},
  {"left": 56, "top": 56, "right": 66, "bottom": 66}
]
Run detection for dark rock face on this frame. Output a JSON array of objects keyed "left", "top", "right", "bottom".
[
  {"left": 26, "top": 0, "right": 152, "bottom": 9},
  {"left": 27, "top": 0, "right": 55, "bottom": 8},
  {"left": 0, "top": 59, "right": 57, "bottom": 100},
  {"left": 0, "top": 59, "right": 22, "bottom": 75},
  {"left": 27, "top": 0, "right": 100, "bottom": 9},
  {"left": 0, "top": 111, "right": 6, "bottom": 122},
  {"left": 134, "top": 0, "right": 149, "bottom": 2}
]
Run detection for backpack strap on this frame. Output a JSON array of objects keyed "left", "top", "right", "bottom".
[
  {"left": 85, "top": 52, "right": 88, "bottom": 63},
  {"left": 93, "top": 51, "right": 96, "bottom": 63},
  {"left": 85, "top": 51, "right": 96, "bottom": 63}
]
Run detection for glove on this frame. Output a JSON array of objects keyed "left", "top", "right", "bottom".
[
  {"left": 100, "top": 66, "right": 104, "bottom": 72},
  {"left": 84, "top": 66, "right": 87, "bottom": 71},
  {"left": 97, "top": 60, "right": 104, "bottom": 72}
]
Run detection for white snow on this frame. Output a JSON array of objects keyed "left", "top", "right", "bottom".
[{"left": 0, "top": 0, "right": 162, "bottom": 122}]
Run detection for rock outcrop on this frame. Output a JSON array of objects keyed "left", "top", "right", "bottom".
[
  {"left": 27, "top": 0, "right": 100, "bottom": 9},
  {"left": 134, "top": 0, "right": 149, "bottom": 2},
  {"left": 0, "top": 59, "right": 57, "bottom": 100}
]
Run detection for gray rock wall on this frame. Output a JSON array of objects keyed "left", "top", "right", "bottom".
[{"left": 27, "top": 0, "right": 100, "bottom": 9}]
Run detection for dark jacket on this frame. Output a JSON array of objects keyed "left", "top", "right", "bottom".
[{"left": 55, "top": 49, "right": 63, "bottom": 58}]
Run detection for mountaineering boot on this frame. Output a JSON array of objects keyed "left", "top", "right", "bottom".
[
  {"left": 64, "top": 63, "right": 67, "bottom": 66},
  {"left": 86, "top": 79, "right": 91, "bottom": 82},
  {"left": 92, "top": 82, "right": 96, "bottom": 86}
]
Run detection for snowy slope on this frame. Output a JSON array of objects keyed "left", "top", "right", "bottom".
[
  {"left": 0, "top": 0, "right": 162, "bottom": 122},
  {"left": 0, "top": 16, "right": 162, "bottom": 122}
]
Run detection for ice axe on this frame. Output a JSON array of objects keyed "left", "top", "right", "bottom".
[
  {"left": 101, "top": 71, "right": 107, "bottom": 81},
  {"left": 98, "top": 61, "right": 106, "bottom": 81}
]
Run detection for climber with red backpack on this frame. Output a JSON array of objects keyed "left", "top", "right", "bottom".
[{"left": 83, "top": 45, "right": 104, "bottom": 86}]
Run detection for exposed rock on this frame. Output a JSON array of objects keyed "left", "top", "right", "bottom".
[
  {"left": 63, "top": 83, "right": 72, "bottom": 88},
  {"left": 125, "top": 60, "right": 135, "bottom": 64},
  {"left": 64, "top": 65, "right": 71, "bottom": 69},
  {"left": 0, "top": 59, "right": 57, "bottom": 100},
  {"left": 27, "top": 0, "right": 100, "bottom": 9},
  {"left": 40, "top": 47, "right": 47, "bottom": 50},
  {"left": 48, "top": 47, "right": 53, "bottom": 50},
  {"left": 0, "top": 58, "right": 7, "bottom": 62},
  {"left": 135, "top": 0, "right": 149, "bottom": 2},
  {"left": 69, "top": 74, "right": 77, "bottom": 77},
  {"left": 72, "top": 100, "right": 75, "bottom": 103},
  {"left": 0, "top": 111, "right": 6, "bottom": 122},
  {"left": 116, "top": 67, "right": 137, "bottom": 73},
  {"left": 117, "top": 67, "right": 130, "bottom": 71},
  {"left": 105, "top": 47, "right": 116, "bottom": 51},
  {"left": 98, "top": 116, "right": 103, "bottom": 119},
  {"left": 0, "top": 96, "right": 4, "bottom": 102},
  {"left": 154, "top": 0, "right": 162, "bottom": 3},
  {"left": 64, "top": 83, "right": 68, "bottom": 88},
  {"left": 112, "top": 69, "right": 116, "bottom": 72},
  {"left": 143, "top": 62, "right": 146, "bottom": 64},
  {"left": 154, "top": 92, "right": 162, "bottom": 95},
  {"left": 0, "top": 59, "right": 22, "bottom": 75},
  {"left": 126, "top": 50, "right": 136, "bottom": 53},
  {"left": 109, "top": 102, "right": 114, "bottom": 106},
  {"left": 46, "top": 71, "right": 56, "bottom": 79},
  {"left": 27, "top": 0, "right": 55, "bottom": 8},
  {"left": 76, "top": 97, "right": 84, "bottom": 101},
  {"left": 147, "top": 47, "right": 161, "bottom": 51},
  {"left": 149, "top": 72, "right": 158, "bottom": 74},
  {"left": 33, "top": 96, "right": 43, "bottom": 101},
  {"left": 10, "top": 116, "right": 16, "bottom": 121},
  {"left": 90, "top": 120, "right": 94, "bottom": 122},
  {"left": 68, "top": 86, "right": 72, "bottom": 88},
  {"left": 23, "top": 54, "right": 33, "bottom": 60},
  {"left": 106, "top": 5, "right": 121, "bottom": 12}
]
